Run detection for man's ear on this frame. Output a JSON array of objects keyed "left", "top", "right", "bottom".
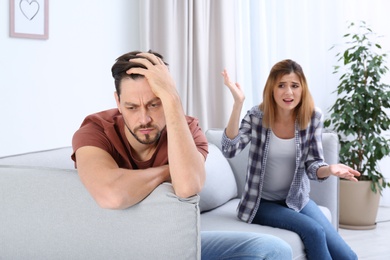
[{"left": 114, "top": 92, "right": 121, "bottom": 113}]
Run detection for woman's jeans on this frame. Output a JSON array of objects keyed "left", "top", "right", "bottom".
[
  {"left": 201, "top": 231, "right": 293, "bottom": 259},
  {"left": 253, "top": 199, "right": 357, "bottom": 260}
]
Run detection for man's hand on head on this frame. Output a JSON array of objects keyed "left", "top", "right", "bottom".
[{"left": 126, "top": 53, "right": 178, "bottom": 102}]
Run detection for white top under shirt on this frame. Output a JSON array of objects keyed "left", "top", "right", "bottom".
[{"left": 261, "top": 130, "right": 296, "bottom": 201}]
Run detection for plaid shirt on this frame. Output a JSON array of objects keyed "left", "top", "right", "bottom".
[{"left": 221, "top": 106, "right": 328, "bottom": 223}]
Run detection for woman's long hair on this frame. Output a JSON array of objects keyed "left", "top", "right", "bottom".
[{"left": 259, "top": 59, "right": 314, "bottom": 130}]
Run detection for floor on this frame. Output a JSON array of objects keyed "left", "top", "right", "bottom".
[{"left": 339, "top": 206, "right": 390, "bottom": 260}]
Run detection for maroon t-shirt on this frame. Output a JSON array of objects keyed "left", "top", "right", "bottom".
[{"left": 71, "top": 108, "right": 208, "bottom": 169}]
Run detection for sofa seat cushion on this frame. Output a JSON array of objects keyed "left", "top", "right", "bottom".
[
  {"left": 199, "top": 143, "right": 238, "bottom": 212},
  {"left": 200, "top": 199, "right": 332, "bottom": 260}
]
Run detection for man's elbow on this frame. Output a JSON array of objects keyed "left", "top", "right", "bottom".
[
  {"left": 175, "top": 188, "right": 199, "bottom": 199},
  {"left": 174, "top": 178, "right": 204, "bottom": 198},
  {"left": 93, "top": 190, "right": 132, "bottom": 210}
]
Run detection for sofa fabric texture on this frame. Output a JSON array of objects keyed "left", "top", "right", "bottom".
[
  {"left": 0, "top": 165, "right": 200, "bottom": 260},
  {"left": 199, "top": 144, "right": 238, "bottom": 212},
  {"left": 0, "top": 129, "right": 339, "bottom": 260}
]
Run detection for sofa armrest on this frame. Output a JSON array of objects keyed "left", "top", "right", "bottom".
[
  {"left": 309, "top": 132, "right": 340, "bottom": 229},
  {"left": 0, "top": 166, "right": 200, "bottom": 259}
]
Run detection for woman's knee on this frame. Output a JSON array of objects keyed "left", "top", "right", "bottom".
[{"left": 299, "top": 222, "right": 327, "bottom": 243}]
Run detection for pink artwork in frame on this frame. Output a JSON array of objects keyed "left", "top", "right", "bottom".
[{"left": 10, "top": 0, "right": 49, "bottom": 40}]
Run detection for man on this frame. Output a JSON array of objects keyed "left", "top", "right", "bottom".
[{"left": 71, "top": 50, "right": 292, "bottom": 259}]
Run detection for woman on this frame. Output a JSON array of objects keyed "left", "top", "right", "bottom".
[{"left": 221, "top": 59, "right": 359, "bottom": 260}]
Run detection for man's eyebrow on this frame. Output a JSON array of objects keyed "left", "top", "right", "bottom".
[
  {"left": 146, "top": 97, "right": 161, "bottom": 105},
  {"left": 124, "top": 98, "right": 161, "bottom": 107},
  {"left": 124, "top": 102, "right": 138, "bottom": 107}
]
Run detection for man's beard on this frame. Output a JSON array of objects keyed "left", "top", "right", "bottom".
[{"left": 126, "top": 123, "right": 164, "bottom": 145}]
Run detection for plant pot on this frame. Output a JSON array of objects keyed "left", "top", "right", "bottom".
[{"left": 339, "top": 179, "right": 381, "bottom": 230}]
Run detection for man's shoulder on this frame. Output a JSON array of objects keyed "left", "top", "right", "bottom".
[
  {"left": 82, "top": 108, "right": 122, "bottom": 127},
  {"left": 183, "top": 115, "right": 208, "bottom": 157},
  {"left": 76, "top": 108, "right": 123, "bottom": 141},
  {"left": 185, "top": 115, "right": 199, "bottom": 124},
  {"left": 184, "top": 115, "right": 206, "bottom": 134},
  {"left": 86, "top": 108, "right": 121, "bottom": 121},
  {"left": 72, "top": 109, "right": 124, "bottom": 163}
]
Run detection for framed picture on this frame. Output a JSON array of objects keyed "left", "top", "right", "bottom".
[{"left": 10, "top": 0, "right": 49, "bottom": 39}]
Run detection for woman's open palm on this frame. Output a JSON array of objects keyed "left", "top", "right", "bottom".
[{"left": 221, "top": 69, "right": 245, "bottom": 104}]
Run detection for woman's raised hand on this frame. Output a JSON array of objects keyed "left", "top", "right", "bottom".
[{"left": 221, "top": 69, "right": 245, "bottom": 104}]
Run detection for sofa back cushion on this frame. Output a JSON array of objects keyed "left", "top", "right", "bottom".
[
  {"left": 206, "top": 129, "right": 249, "bottom": 197},
  {"left": 199, "top": 143, "right": 238, "bottom": 212},
  {"left": 0, "top": 147, "right": 74, "bottom": 169}
]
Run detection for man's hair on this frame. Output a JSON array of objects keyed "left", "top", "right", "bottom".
[
  {"left": 259, "top": 59, "right": 314, "bottom": 130},
  {"left": 111, "top": 50, "right": 168, "bottom": 96}
]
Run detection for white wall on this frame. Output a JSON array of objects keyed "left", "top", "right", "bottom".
[{"left": 0, "top": 0, "right": 140, "bottom": 157}]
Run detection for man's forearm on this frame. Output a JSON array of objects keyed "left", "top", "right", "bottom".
[
  {"left": 76, "top": 148, "right": 170, "bottom": 209},
  {"left": 162, "top": 95, "right": 206, "bottom": 198}
]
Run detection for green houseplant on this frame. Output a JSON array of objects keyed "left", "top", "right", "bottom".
[{"left": 324, "top": 21, "right": 390, "bottom": 229}]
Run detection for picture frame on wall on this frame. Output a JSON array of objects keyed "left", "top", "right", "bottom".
[{"left": 10, "top": 0, "right": 49, "bottom": 40}]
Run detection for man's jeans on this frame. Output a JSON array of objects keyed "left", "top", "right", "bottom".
[
  {"left": 201, "top": 231, "right": 292, "bottom": 259},
  {"left": 253, "top": 199, "right": 358, "bottom": 260}
]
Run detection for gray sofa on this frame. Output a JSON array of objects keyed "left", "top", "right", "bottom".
[{"left": 0, "top": 129, "right": 339, "bottom": 260}]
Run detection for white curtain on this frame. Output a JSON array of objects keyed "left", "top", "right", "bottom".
[
  {"left": 139, "top": 0, "right": 239, "bottom": 131},
  {"left": 139, "top": 0, "right": 390, "bottom": 206}
]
